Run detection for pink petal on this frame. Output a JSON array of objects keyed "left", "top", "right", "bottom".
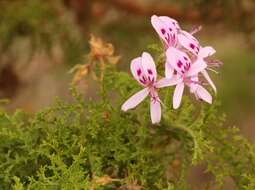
[
  {"left": 151, "top": 15, "right": 177, "bottom": 47},
  {"left": 178, "top": 30, "right": 200, "bottom": 56},
  {"left": 151, "top": 15, "right": 167, "bottom": 44},
  {"left": 201, "top": 70, "right": 217, "bottom": 93},
  {"left": 186, "top": 59, "right": 207, "bottom": 77},
  {"left": 165, "top": 62, "right": 174, "bottom": 78},
  {"left": 166, "top": 47, "right": 192, "bottom": 75},
  {"left": 173, "top": 82, "right": 185, "bottom": 109},
  {"left": 150, "top": 93, "right": 161, "bottom": 124},
  {"left": 141, "top": 52, "right": 157, "bottom": 81},
  {"left": 130, "top": 57, "right": 146, "bottom": 86},
  {"left": 121, "top": 88, "right": 149, "bottom": 111},
  {"left": 188, "top": 76, "right": 199, "bottom": 93},
  {"left": 158, "top": 16, "right": 180, "bottom": 30},
  {"left": 155, "top": 77, "right": 180, "bottom": 88},
  {"left": 196, "top": 85, "right": 212, "bottom": 104},
  {"left": 198, "top": 46, "right": 216, "bottom": 58}
]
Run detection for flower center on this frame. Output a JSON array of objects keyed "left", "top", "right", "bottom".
[{"left": 148, "top": 86, "right": 159, "bottom": 103}]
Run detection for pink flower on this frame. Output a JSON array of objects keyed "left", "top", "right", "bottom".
[
  {"left": 121, "top": 52, "right": 179, "bottom": 124},
  {"left": 151, "top": 15, "right": 219, "bottom": 94},
  {"left": 151, "top": 15, "right": 200, "bottom": 56},
  {"left": 166, "top": 47, "right": 212, "bottom": 109}
]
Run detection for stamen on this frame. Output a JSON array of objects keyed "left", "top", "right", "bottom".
[
  {"left": 202, "top": 82, "right": 210, "bottom": 86},
  {"left": 205, "top": 58, "right": 223, "bottom": 67},
  {"left": 207, "top": 67, "right": 219, "bottom": 74},
  {"left": 190, "top": 25, "right": 202, "bottom": 35},
  {"left": 189, "top": 80, "right": 200, "bottom": 85},
  {"left": 184, "top": 77, "right": 201, "bottom": 85}
]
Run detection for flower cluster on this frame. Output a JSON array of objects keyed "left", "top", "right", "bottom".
[{"left": 122, "top": 15, "right": 222, "bottom": 124}]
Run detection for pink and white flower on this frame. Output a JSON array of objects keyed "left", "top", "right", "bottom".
[
  {"left": 151, "top": 15, "right": 200, "bottom": 56},
  {"left": 166, "top": 47, "right": 212, "bottom": 109},
  {"left": 152, "top": 15, "right": 220, "bottom": 95},
  {"left": 121, "top": 52, "right": 179, "bottom": 124}
]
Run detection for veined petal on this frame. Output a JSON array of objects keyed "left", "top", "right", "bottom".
[
  {"left": 121, "top": 88, "right": 149, "bottom": 111},
  {"left": 186, "top": 59, "right": 207, "bottom": 77},
  {"left": 201, "top": 70, "right": 217, "bottom": 93},
  {"left": 199, "top": 46, "right": 216, "bottom": 58},
  {"left": 173, "top": 82, "right": 185, "bottom": 109},
  {"left": 166, "top": 47, "right": 192, "bottom": 75},
  {"left": 196, "top": 85, "right": 212, "bottom": 104},
  {"left": 141, "top": 52, "right": 157, "bottom": 81},
  {"left": 150, "top": 92, "right": 161, "bottom": 124},
  {"left": 155, "top": 77, "right": 180, "bottom": 88},
  {"left": 151, "top": 15, "right": 177, "bottom": 47},
  {"left": 178, "top": 30, "right": 200, "bottom": 56}
]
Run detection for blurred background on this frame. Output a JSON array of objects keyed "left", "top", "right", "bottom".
[
  {"left": 0, "top": 0, "right": 255, "bottom": 137},
  {"left": 0, "top": 0, "right": 255, "bottom": 189},
  {"left": 1, "top": 0, "right": 255, "bottom": 136}
]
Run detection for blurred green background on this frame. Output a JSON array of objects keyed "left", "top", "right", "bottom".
[{"left": 0, "top": 0, "right": 255, "bottom": 141}]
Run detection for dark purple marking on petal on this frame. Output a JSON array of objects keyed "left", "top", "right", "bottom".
[
  {"left": 169, "top": 28, "right": 172, "bottom": 31},
  {"left": 161, "top": 28, "right": 166, "bottom": 34},
  {"left": 137, "top": 69, "right": 142, "bottom": 76},
  {"left": 139, "top": 79, "right": 146, "bottom": 84},
  {"left": 184, "top": 65, "right": 189, "bottom": 71},
  {"left": 177, "top": 61, "right": 183, "bottom": 68},
  {"left": 184, "top": 56, "right": 188, "bottom": 60},
  {"left": 166, "top": 33, "right": 171, "bottom": 44},
  {"left": 190, "top": 43, "right": 195, "bottom": 49},
  {"left": 147, "top": 69, "right": 153, "bottom": 75}
]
